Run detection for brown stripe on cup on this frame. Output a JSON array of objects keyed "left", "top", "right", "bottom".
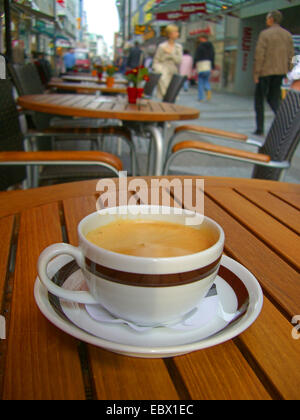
[{"left": 84, "top": 256, "right": 222, "bottom": 287}]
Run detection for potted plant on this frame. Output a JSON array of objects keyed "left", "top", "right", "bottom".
[
  {"left": 125, "top": 66, "right": 150, "bottom": 104},
  {"left": 104, "top": 65, "right": 118, "bottom": 87},
  {"left": 93, "top": 64, "right": 104, "bottom": 81}
]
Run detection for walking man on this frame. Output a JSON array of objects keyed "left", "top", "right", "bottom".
[
  {"left": 253, "top": 10, "right": 294, "bottom": 135},
  {"left": 126, "top": 41, "right": 143, "bottom": 70},
  {"left": 194, "top": 34, "right": 215, "bottom": 101}
]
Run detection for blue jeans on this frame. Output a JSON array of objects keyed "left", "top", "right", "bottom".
[
  {"left": 183, "top": 79, "right": 190, "bottom": 91},
  {"left": 198, "top": 71, "right": 211, "bottom": 100}
]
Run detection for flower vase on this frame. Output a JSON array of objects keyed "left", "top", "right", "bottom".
[
  {"left": 127, "top": 87, "right": 138, "bottom": 104},
  {"left": 106, "top": 76, "right": 115, "bottom": 88},
  {"left": 97, "top": 72, "right": 103, "bottom": 81}
]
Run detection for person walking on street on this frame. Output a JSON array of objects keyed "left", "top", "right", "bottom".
[
  {"left": 253, "top": 10, "right": 294, "bottom": 135},
  {"left": 153, "top": 25, "right": 183, "bottom": 99},
  {"left": 194, "top": 34, "right": 215, "bottom": 101},
  {"left": 180, "top": 50, "right": 193, "bottom": 92},
  {"left": 127, "top": 42, "right": 143, "bottom": 70},
  {"left": 63, "top": 48, "right": 76, "bottom": 73}
]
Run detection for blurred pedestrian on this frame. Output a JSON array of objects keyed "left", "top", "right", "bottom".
[
  {"left": 194, "top": 34, "right": 215, "bottom": 101},
  {"left": 153, "top": 24, "right": 183, "bottom": 99},
  {"left": 253, "top": 10, "right": 294, "bottom": 135},
  {"left": 127, "top": 41, "right": 143, "bottom": 70},
  {"left": 63, "top": 48, "right": 76, "bottom": 73},
  {"left": 288, "top": 57, "right": 300, "bottom": 91},
  {"left": 180, "top": 49, "right": 193, "bottom": 92}
]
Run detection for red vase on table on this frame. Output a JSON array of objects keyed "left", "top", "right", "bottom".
[{"left": 127, "top": 87, "right": 138, "bottom": 104}]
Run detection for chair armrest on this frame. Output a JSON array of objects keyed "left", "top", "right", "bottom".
[
  {"left": 0, "top": 151, "right": 123, "bottom": 172},
  {"left": 174, "top": 125, "right": 249, "bottom": 142},
  {"left": 172, "top": 140, "right": 271, "bottom": 163}
]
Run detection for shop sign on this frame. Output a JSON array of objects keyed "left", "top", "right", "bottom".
[
  {"left": 135, "top": 25, "right": 147, "bottom": 35},
  {"left": 143, "top": 26, "right": 156, "bottom": 41},
  {"left": 181, "top": 3, "right": 206, "bottom": 15},
  {"left": 156, "top": 11, "right": 190, "bottom": 21},
  {"left": 189, "top": 27, "right": 211, "bottom": 36},
  {"left": 241, "top": 26, "right": 252, "bottom": 72}
]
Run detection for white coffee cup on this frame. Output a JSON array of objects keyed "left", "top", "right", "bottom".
[{"left": 38, "top": 205, "right": 224, "bottom": 326}]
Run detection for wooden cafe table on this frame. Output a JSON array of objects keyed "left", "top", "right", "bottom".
[
  {"left": 0, "top": 176, "right": 299, "bottom": 400},
  {"left": 48, "top": 81, "right": 127, "bottom": 95},
  {"left": 17, "top": 94, "right": 200, "bottom": 176},
  {"left": 61, "top": 74, "right": 128, "bottom": 85}
]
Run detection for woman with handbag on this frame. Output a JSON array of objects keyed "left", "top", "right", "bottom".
[
  {"left": 194, "top": 34, "right": 215, "bottom": 101},
  {"left": 153, "top": 25, "right": 183, "bottom": 99}
]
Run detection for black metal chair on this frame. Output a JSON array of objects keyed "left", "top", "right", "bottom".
[
  {"left": 0, "top": 79, "right": 123, "bottom": 190},
  {"left": 163, "top": 75, "right": 187, "bottom": 103},
  {"left": 143, "top": 72, "right": 161, "bottom": 98},
  {"left": 164, "top": 90, "right": 300, "bottom": 181}
]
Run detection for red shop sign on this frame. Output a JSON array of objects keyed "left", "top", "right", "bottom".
[
  {"left": 181, "top": 2, "right": 206, "bottom": 15},
  {"left": 156, "top": 11, "right": 190, "bottom": 21}
]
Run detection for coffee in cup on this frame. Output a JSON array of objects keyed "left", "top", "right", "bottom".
[
  {"left": 85, "top": 219, "right": 217, "bottom": 258},
  {"left": 37, "top": 205, "right": 224, "bottom": 326}
]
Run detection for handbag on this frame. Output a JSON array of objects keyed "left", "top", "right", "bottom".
[{"left": 196, "top": 60, "right": 212, "bottom": 72}]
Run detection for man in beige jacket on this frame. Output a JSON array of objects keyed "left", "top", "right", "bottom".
[{"left": 253, "top": 10, "right": 294, "bottom": 135}]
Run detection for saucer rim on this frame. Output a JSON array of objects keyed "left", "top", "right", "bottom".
[{"left": 34, "top": 255, "right": 263, "bottom": 357}]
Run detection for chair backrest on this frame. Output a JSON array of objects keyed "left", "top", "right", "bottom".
[
  {"left": 0, "top": 79, "right": 26, "bottom": 190},
  {"left": 252, "top": 89, "right": 300, "bottom": 180},
  {"left": 9, "top": 63, "right": 45, "bottom": 95},
  {"left": 8, "top": 63, "right": 53, "bottom": 131},
  {"left": 35, "top": 58, "right": 52, "bottom": 85},
  {"left": 144, "top": 72, "right": 161, "bottom": 97},
  {"left": 163, "top": 74, "right": 187, "bottom": 103}
]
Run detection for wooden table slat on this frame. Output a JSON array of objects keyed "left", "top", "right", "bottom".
[
  {"left": 206, "top": 187, "right": 300, "bottom": 271},
  {"left": 202, "top": 192, "right": 300, "bottom": 318},
  {"left": 49, "top": 82, "right": 127, "bottom": 94},
  {"left": 2, "top": 204, "right": 86, "bottom": 400},
  {"left": 235, "top": 187, "right": 300, "bottom": 235},
  {"left": 173, "top": 340, "right": 272, "bottom": 400},
  {"left": 236, "top": 296, "right": 300, "bottom": 400},
  {"left": 271, "top": 190, "right": 300, "bottom": 211},
  {"left": 89, "top": 348, "right": 180, "bottom": 400}
]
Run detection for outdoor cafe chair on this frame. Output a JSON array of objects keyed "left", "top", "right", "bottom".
[
  {"left": 7, "top": 63, "right": 138, "bottom": 175},
  {"left": 164, "top": 89, "right": 300, "bottom": 181},
  {"left": 143, "top": 72, "right": 161, "bottom": 98},
  {"left": 0, "top": 79, "right": 123, "bottom": 190},
  {"left": 162, "top": 74, "right": 187, "bottom": 104}
]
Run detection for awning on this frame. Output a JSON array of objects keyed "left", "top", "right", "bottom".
[
  {"left": 148, "top": 0, "right": 255, "bottom": 16},
  {"left": 11, "top": 1, "right": 55, "bottom": 22}
]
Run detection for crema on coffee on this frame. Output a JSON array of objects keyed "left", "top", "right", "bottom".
[{"left": 85, "top": 219, "right": 216, "bottom": 258}]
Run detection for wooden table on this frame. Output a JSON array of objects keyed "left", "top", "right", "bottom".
[
  {"left": 1, "top": 176, "right": 299, "bottom": 400},
  {"left": 48, "top": 81, "right": 127, "bottom": 95},
  {"left": 61, "top": 75, "right": 128, "bottom": 85},
  {"left": 17, "top": 94, "right": 200, "bottom": 176}
]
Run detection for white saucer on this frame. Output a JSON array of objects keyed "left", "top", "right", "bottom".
[{"left": 34, "top": 255, "right": 263, "bottom": 358}]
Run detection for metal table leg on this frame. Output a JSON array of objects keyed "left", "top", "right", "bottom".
[{"left": 144, "top": 125, "right": 165, "bottom": 176}]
